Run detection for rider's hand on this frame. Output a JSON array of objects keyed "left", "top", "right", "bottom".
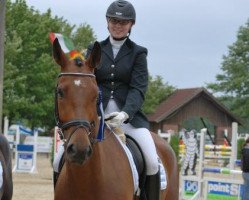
[{"left": 105, "top": 111, "right": 129, "bottom": 128}]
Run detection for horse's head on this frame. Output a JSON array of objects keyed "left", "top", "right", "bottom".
[{"left": 53, "top": 38, "right": 101, "bottom": 165}]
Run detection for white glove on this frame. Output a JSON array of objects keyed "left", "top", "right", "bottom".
[{"left": 105, "top": 111, "right": 129, "bottom": 128}]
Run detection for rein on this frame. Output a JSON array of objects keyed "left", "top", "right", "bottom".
[{"left": 55, "top": 72, "right": 99, "bottom": 145}]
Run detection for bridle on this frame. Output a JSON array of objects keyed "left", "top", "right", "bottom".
[{"left": 55, "top": 72, "right": 99, "bottom": 145}]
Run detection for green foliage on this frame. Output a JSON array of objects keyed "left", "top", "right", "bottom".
[
  {"left": 143, "top": 75, "right": 175, "bottom": 114},
  {"left": 72, "top": 23, "right": 96, "bottom": 52},
  {"left": 50, "top": 138, "right": 55, "bottom": 166},
  {"left": 169, "top": 134, "right": 180, "bottom": 165},
  {"left": 3, "top": 0, "right": 173, "bottom": 133},
  {"left": 3, "top": 0, "right": 96, "bottom": 131},
  {"left": 237, "top": 138, "right": 245, "bottom": 160},
  {"left": 207, "top": 18, "right": 249, "bottom": 122}
]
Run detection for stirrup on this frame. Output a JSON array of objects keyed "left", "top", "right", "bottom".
[{"left": 145, "top": 171, "right": 160, "bottom": 200}]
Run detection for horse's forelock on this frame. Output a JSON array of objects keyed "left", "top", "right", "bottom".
[{"left": 74, "top": 57, "right": 84, "bottom": 67}]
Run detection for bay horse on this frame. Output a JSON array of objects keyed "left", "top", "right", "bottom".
[
  {"left": 0, "top": 134, "right": 13, "bottom": 200},
  {"left": 52, "top": 38, "right": 179, "bottom": 200}
]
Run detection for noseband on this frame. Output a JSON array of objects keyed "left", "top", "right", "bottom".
[{"left": 55, "top": 72, "right": 99, "bottom": 145}]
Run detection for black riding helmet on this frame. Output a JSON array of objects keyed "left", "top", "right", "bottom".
[{"left": 106, "top": 0, "right": 136, "bottom": 23}]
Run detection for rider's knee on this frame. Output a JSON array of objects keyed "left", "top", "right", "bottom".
[{"left": 146, "top": 159, "right": 159, "bottom": 175}]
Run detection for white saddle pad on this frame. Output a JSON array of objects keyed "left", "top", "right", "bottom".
[
  {"left": 114, "top": 134, "right": 167, "bottom": 193},
  {"left": 114, "top": 134, "right": 139, "bottom": 193}
]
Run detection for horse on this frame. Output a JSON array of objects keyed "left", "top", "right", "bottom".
[
  {"left": 0, "top": 134, "right": 13, "bottom": 200},
  {"left": 52, "top": 38, "right": 179, "bottom": 200}
]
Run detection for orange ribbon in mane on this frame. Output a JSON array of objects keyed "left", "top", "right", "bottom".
[{"left": 69, "top": 50, "right": 85, "bottom": 61}]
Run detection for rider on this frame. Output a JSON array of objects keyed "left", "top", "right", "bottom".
[{"left": 87, "top": 0, "right": 160, "bottom": 199}]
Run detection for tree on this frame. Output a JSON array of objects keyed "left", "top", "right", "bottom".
[
  {"left": 3, "top": 0, "right": 172, "bottom": 132},
  {"left": 143, "top": 75, "right": 175, "bottom": 114},
  {"left": 4, "top": 0, "right": 96, "bottom": 131},
  {"left": 207, "top": 19, "right": 249, "bottom": 120},
  {"left": 72, "top": 23, "right": 96, "bottom": 52},
  {"left": 0, "top": 0, "right": 6, "bottom": 131}
]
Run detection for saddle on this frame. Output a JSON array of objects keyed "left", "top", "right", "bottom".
[{"left": 125, "top": 135, "right": 147, "bottom": 198}]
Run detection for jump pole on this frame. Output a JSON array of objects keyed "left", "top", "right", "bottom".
[
  {"left": 230, "top": 122, "right": 238, "bottom": 170},
  {"left": 197, "top": 128, "right": 206, "bottom": 199},
  {"left": 3, "top": 116, "right": 9, "bottom": 137},
  {"left": 30, "top": 129, "right": 38, "bottom": 173},
  {"left": 180, "top": 128, "right": 206, "bottom": 200},
  {"left": 181, "top": 125, "right": 242, "bottom": 200}
]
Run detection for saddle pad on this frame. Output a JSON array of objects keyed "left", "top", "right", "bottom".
[
  {"left": 115, "top": 134, "right": 168, "bottom": 192},
  {"left": 159, "top": 158, "right": 167, "bottom": 190},
  {"left": 114, "top": 134, "right": 139, "bottom": 193}
]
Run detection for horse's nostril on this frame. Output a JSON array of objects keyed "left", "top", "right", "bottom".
[{"left": 67, "top": 144, "right": 92, "bottom": 164}]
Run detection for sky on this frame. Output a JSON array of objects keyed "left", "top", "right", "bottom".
[{"left": 25, "top": 0, "right": 249, "bottom": 89}]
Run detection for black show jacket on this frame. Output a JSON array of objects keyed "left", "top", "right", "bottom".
[{"left": 87, "top": 37, "right": 149, "bottom": 129}]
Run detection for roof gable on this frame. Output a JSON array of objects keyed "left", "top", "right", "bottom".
[{"left": 147, "top": 87, "right": 241, "bottom": 124}]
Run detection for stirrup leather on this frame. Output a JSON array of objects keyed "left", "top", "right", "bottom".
[{"left": 145, "top": 170, "right": 160, "bottom": 200}]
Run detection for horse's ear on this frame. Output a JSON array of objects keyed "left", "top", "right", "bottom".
[
  {"left": 53, "top": 38, "right": 68, "bottom": 67},
  {"left": 86, "top": 42, "right": 101, "bottom": 68}
]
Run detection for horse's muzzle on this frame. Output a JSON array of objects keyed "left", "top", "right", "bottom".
[{"left": 66, "top": 144, "right": 93, "bottom": 165}]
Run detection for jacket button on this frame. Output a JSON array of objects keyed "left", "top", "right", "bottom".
[
  {"left": 111, "top": 73, "right": 114, "bottom": 76},
  {"left": 111, "top": 64, "right": 115, "bottom": 68},
  {"left": 111, "top": 82, "right": 114, "bottom": 85}
]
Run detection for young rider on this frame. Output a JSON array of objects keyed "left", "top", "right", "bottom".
[{"left": 87, "top": 1, "right": 160, "bottom": 199}]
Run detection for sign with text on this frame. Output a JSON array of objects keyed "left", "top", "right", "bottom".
[{"left": 207, "top": 181, "right": 243, "bottom": 200}]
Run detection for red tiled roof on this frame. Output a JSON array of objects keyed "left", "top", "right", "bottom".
[{"left": 147, "top": 87, "right": 241, "bottom": 124}]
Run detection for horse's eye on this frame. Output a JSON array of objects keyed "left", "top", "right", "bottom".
[{"left": 57, "top": 88, "right": 64, "bottom": 99}]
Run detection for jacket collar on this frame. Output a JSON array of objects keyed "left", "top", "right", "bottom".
[{"left": 101, "top": 37, "right": 133, "bottom": 62}]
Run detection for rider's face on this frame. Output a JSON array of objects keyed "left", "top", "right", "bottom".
[{"left": 107, "top": 18, "right": 133, "bottom": 39}]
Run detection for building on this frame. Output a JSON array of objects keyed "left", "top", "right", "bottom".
[{"left": 147, "top": 87, "right": 242, "bottom": 144}]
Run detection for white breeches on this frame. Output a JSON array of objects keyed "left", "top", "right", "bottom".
[{"left": 105, "top": 99, "right": 159, "bottom": 175}]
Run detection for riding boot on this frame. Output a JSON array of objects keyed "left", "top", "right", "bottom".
[
  {"left": 145, "top": 171, "right": 160, "bottom": 200},
  {"left": 53, "top": 171, "right": 60, "bottom": 189}
]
